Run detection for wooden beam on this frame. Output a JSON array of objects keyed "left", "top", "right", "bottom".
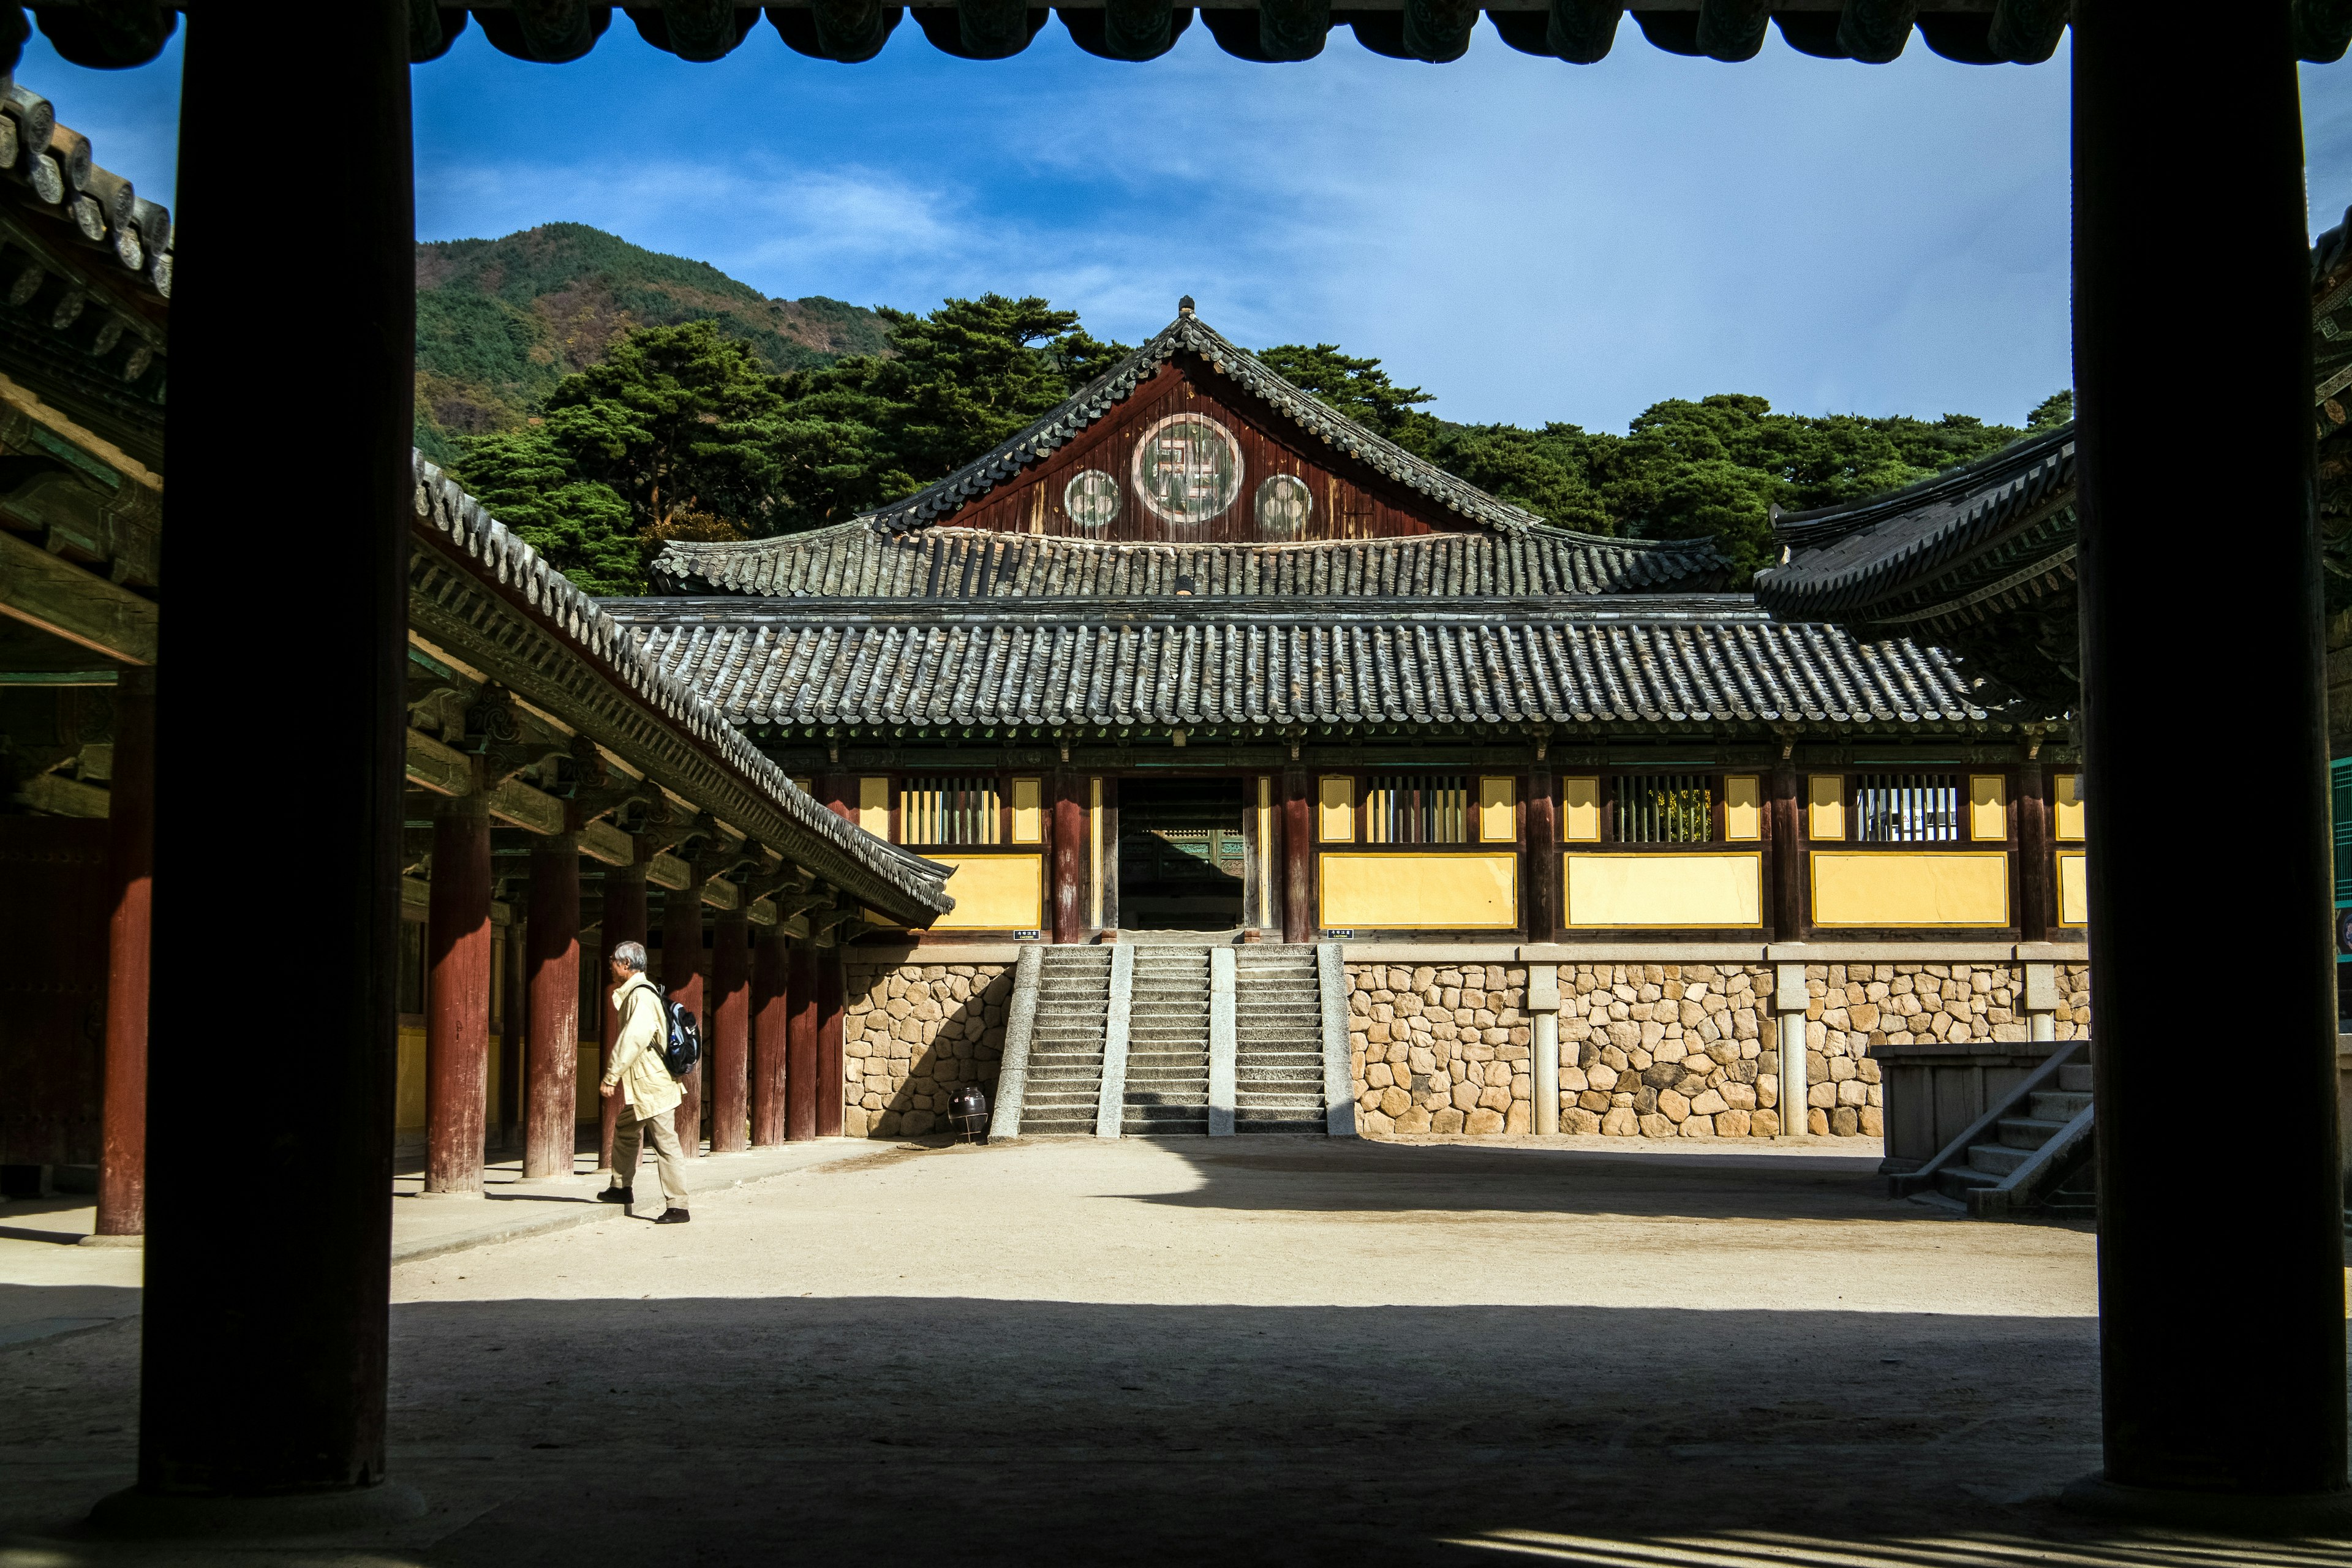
[
  {"left": 0, "top": 523, "right": 154, "bottom": 663},
  {"left": 701, "top": 876, "right": 742, "bottom": 911},
  {"left": 579, "top": 817, "right": 633, "bottom": 865},
  {"left": 13, "top": 768, "right": 107, "bottom": 816},
  {"left": 646, "top": 851, "right": 693, "bottom": 891},
  {"left": 404, "top": 726, "right": 471, "bottom": 797},
  {"left": 485, "top": 776, "right": 564, "bottom": 835}
]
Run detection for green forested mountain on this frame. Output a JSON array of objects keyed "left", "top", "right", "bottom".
[{"left": 412, "top": 224, "right": 891, "bottom": 462}]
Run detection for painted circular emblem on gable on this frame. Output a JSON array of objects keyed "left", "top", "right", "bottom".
[
  {"left": 1063, "top": 469, "right": 1120, "bottom": 531},
  {"left": 1255, "top": 473, "right": 1313, "bottom": 540},
  {"left": 1131, "top": 413, "right": 1242, "bottom": 526}
]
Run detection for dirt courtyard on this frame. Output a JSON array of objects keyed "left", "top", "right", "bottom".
[{"left": 0, "top": 1136, "right": 2334, "bottom": 1566}]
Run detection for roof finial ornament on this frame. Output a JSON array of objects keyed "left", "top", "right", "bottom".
[{"left": 1178, "top": 295, "right": 1195, "bottom": 317}]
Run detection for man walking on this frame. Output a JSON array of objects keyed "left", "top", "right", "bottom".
[{"left": 599, "top": 941, "right": 690, "bottom": 1224}]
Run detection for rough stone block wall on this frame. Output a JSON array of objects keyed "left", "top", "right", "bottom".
[
  {"left": 1346, "top": 964, "right": 1532, "bottom": 1135},
  {"left": 1556, "top": 963, "right": 1776, "bottom": 1138},
  {"left": 843, "top": 963, "right": 1011, "bottom": 1138},
  {"left": 1346, "top": 959, "right": 2094, "bottom": 1142},
  {"left": 1800, "top": 962, "right": 2091, "bottom": 1137}
]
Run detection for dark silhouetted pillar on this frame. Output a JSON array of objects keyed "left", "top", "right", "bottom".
[
  {"left": 752, "top": 922, "right": 789, "bottom": 1146},
  {"left": 2069, "top": 0, "right": 2346, "bottom": 1516},
  {"left": 1769, "top": 763, "right": 1803, "bottom": 941},
  {"left": 710, "top": 907, "right": 750, "bottom": 1152},
  {"left": 425, "top": 791, "right": 491, "bottom": 1194},
  {"left": 124, "top": 0, "right": 415, "bottom": 1515},
  {"left": 662, "top": 882, "right": 706, "bottom": 1156},
  {"left": 96, "top": 668, "right": 153, "bottom": 1237},
  {"left": 2016, "top": 760, "right": 2051, "bottom": 944},
  {"left": 1523, "top": 766, "right": 1555, "bottom": 945},
  {"left": 524, "top": 833, "right": 580, "bottom": 1178}
]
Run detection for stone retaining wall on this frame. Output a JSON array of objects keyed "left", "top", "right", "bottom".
[
  {"left": 1348, "top": 959, "right": 2095, "bottom": 1140},
  {"left": 843, "top": 962, "right": 1012, "bottom": 1138}
]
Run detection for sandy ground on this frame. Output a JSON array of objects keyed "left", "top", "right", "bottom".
[{"left": 0, "top": 1136, "right": 2336, "bottom": 1566}]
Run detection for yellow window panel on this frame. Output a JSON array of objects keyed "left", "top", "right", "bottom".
[
  {"left": 930, "top": 854, "right": 1045, "bottom": 931},
  {"left": 1477, "top": 775, "right": 1516, "bottom": 843},
  {"left": 1561, "top": 777, "right": 1601, "bottom": 842},
  {"left": 1811, "top": 851, "right": 2010, "bottom": 927},
  {"left": 858, "top": 775, "right": 891, "bottom": 839},
  {"left": 1807, "top": 774, "right": 1846, "bottom": 841},
  {"left": 1565, "top": 851, "right": 1762, "bottom": 929},
  {"left": 1318, "top": 775, "right": 1356, "bottom": 843},
  {"left": 1320, "top": 852, "right": 1517, "bottom": 929},
  {"left": 2053, "top": 773, "right": 2086, "bottom": 841},
  {"left": 1968, "top": 774, "right": 2006, "bottom": 842},
  {"left": 1009, "top": 776, "right": 1043, "bottom": 844},
  {"left": 1723, "top": 774, "right": 1762, "bottom": 842},
  {"left": 2057, "top": 851, "right": 2089, "bottom": 925}
]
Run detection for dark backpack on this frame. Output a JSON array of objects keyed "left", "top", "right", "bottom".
[{"left": 653, "top": 986, "right": 701, "bottom": 1079}]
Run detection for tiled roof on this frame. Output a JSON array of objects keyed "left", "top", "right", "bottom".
[
  {"left": 409, "top": 451, "right": 955, "bottom": 922},
  {"left": 603, "top": 597, "right": 2000, "bottom": 730},
  {"left": 651, "top": 518, "right": 1727, "bottom": 600},
  {"left": 1751, "top": 425, "right": 2076, "bottom": 623},
  {"left": 785, "top": 309, "right": 1592, "bottom": 539}
]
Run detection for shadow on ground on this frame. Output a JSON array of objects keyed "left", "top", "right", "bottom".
[{"left": 1, "top": 1292, "right": 2325, "bottom": 1565}]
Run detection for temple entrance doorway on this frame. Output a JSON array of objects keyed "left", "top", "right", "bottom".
[{"left": 1115, "top": 777, "right": 1247, "bottom": 934}]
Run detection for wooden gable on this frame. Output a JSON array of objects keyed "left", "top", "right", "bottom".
[{"left": 930, "top": 355, "right": 1486, "bottom": 544}]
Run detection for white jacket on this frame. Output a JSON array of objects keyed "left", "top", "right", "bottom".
[{"left": 601, "top": 972, "right": 682, "bottom": 1118}]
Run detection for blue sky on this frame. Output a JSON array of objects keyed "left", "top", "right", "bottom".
[{"left": 20, "top": 24, "right": 2352, "bottom": 431}]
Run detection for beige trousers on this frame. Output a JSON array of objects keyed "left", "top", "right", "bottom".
[{"left": 611, "top": 1106, "right": 690, "bottom": 1208}]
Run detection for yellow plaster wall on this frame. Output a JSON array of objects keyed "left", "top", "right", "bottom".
[
  {"left": 1811, "top": 850, "right": 2010, "bottom": 927},
  {"left": 1807, "top": 775, "right": 1845, "bottom": 840},
  {"left": 2054, "top": 773, "right": 2086, "bottom": 840},
  {"left": 1561, "top": 777, "right": 1600, "bottom": 842},
  {"left": 396, "top": 1025, "right": 426, "bottom": 1133},
  {"left": 1564, "top": 851, "right": 1762, "bottom": 929},
  {"left": 1320, "top": 852, "right": 1518, "bottom": 929},
  {"left": 1724, "top": 775, "right": 1762, "bottom": 841},
  {"left": 576, "top": 1042, "right": 601, "bottom": 1123},
  {"left": 1009, "top": 777, "right": 1042, "bottom": 843},
  {"left": 1969, "top": 774, "right": 2007, "bottom": 841},
  {"left": 2057, "top": 851, "right": 2088, "bottom": 926},
  {"left": 1477, "top": 777, "right": 1516, "bottom": 842},
  {"left": 858, "top": 775, "right": 890, "bottom": 837},
  {"left": 932, "top": 853, "right": 1044, "bottom": 930},
  {"left": 1319, "top": 776, "right": 1356, "bottom": 842}
]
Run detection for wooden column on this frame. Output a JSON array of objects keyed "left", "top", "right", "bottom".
[
  {"left": 751, "top": 922, "right": 790, "bottom": 1146},
  {"left": 1052, "top": 772, "right": 1085, "bottom": 943},
  {"left": 816, "top": 944, "right": 845, "bottom": 1137},
  {"left": 1282, "top": 767, "right": 1312, "bottom": 944},
  {"left": 662, "top": 882, "right": 706, "bottom": 1156},
  {"left": 127, "top": 0, "right": 412, "bottom": 1508},
  {"left": 425, "top": 791, "right": 491, "bottom": 1194},
  {"left": 598, "top": 865, "right": 648, "bottom": 1174},
  {"left": 1523, "top": 766, "right": 1556, "bottom": 944},
  {"left": 786, "top": 941, "right": 819, "bottom": 1140},
  {"left": 522, "top": 833, "right": 580, "bottom": 1179},
  {"left": 496, "top": 916, "right": 524, "bottom": 1146},
  {"left": 2070, "top": 0, "right": 2346, "bottom": 1512},
  {"left": 94, "top": 668, "right": 154, "bottom": 1237},
  {"left": 1769, "top": 764, "right": 1803, "bottom": 941},
  {"left": 2016, "top": 761, "right": 2051, "bottom": 945},
  {"left": 710, "top": 908, "right": 750, "bottom": 1153}
]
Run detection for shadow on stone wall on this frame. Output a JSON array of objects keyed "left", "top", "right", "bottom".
[{"left": 843, "top": 962, "right": 1011, "bottom": 1137}]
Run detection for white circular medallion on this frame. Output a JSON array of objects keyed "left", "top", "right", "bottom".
[
  {"left": 1132, "top": 413, "right": 1242, "bottom": 527},
  {"left": 1255, "top": 473, "right": 1313, "bottom": 539},
  {"left": 1063, "top": 469, "right": 1120, "bottom": 531}
]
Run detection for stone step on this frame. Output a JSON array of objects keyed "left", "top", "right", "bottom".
[
  {"left": 2030, "top": 1090, "right": 2092, "bottom": 1121},
  {"left": 1235, "top": 1118, "right": 1325, "bottom": 1134},
  {"left": 1997, "top": 1115, "right": 2067, "bottom": 1150},
  {"left": 1934, "top": 1164, "right": 1999, "bottom": 1199},
  {"left": 1966, "top": 1141, "right": 2033, "bottom": 1177},
  {"left": 2057, "top": 1063, "right": 2093, "bottom": 1093}
]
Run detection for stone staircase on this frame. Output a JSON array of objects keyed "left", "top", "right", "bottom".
[
  {"left": 1017, "top": 948, "right": 1113, "bottom": 1134},
  {"left": 1891, "top": 1051, "right": 2096, "bottom": 1219},
  {"left": 1124, "top": 946, "right": 1212, "bottom": 1135},
  {"left": 1928, "top": 1060, "right": 2092, "bottom": 1205},
  {"left": 1234, "top": 946, "right": 1327, "bottom": 1133}
]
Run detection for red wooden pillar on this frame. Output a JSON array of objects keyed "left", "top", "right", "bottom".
[
  {"left": 95, "top": 668, "right": 154, "bottom": 1237},
  {"left": 1769, "top": 764, "right": 1804, "bottom": 941},
  {"left": 1523, "top": 766, "right": 1556, "bottom": 945},
  {"left": 662, "top": 881, "right": 706, "bottom": 1156},
  {"left": 2016, "top": 761, "right": 2051, "bottom": 944},
  {"left": 817, "top": 774, "right": 854, "bottom": 824},
  {"left": 710, "top": 908, "right": 750, "bottom": 1152},
  {"left": 1052, "top": 772, "right": 1085, "bottom": 943},
  {"left": 426, "top": 791, "right": 492, "bottom": 1194},
  {"left": 751, "top": 922, "right": 789, "bottom": 1146},
  {"left": 598, "top": 865, "right": 647, "bottom": 1174},
  {"left": 1282, "top": 767, "right": 1312, "bottom": 944},
  {"left": 786, "top": 941, "right": 818, "bottom": 1140},
  {"left": 523, "top": 832, "right": 580, "bottom": 1178},
  {"left": 816, "top": 945, "right": 845, "bottom": 1137}
]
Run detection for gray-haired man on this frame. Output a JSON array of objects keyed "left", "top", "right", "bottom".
[{"left": 598, "top": 941, "right": 690, "bottom": 1224}]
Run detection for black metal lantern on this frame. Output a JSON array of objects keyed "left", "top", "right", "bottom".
[{"left": 949, "top": 1083, "right": 990, "bottom": 1144}]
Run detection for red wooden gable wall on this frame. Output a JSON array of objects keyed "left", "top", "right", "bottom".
[{"left": 932, "top": 356, "right": 1485, "bottom": 544}]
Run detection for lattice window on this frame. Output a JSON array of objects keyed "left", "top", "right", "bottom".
[
  {"left": 902, "top": 777, "right": 1001, "bottom": 846},
  {"left": 1613, "top": 774, "right": 1714, "bottom": 843},
  {"left": 1853, "top": 773, "right": 1961, "bottom": 843},
  {"left": 1365, "top": 775, "right": 1471, "bottom": 844}
]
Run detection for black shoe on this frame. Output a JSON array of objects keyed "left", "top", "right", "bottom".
[
  {"left": 654, "top": 1207, "right": 692, "bottom": 1224},
  {"left": 597, "top": 1186, "right": 633, "bottom": 1205}
]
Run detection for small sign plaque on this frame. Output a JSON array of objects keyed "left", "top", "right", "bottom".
[
  {"left": 1014, "top": 930, "right": 1042, "bottom": 940},
  {"left": 1321, "top": 929, "right": 1357, "bottom": 939}
]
